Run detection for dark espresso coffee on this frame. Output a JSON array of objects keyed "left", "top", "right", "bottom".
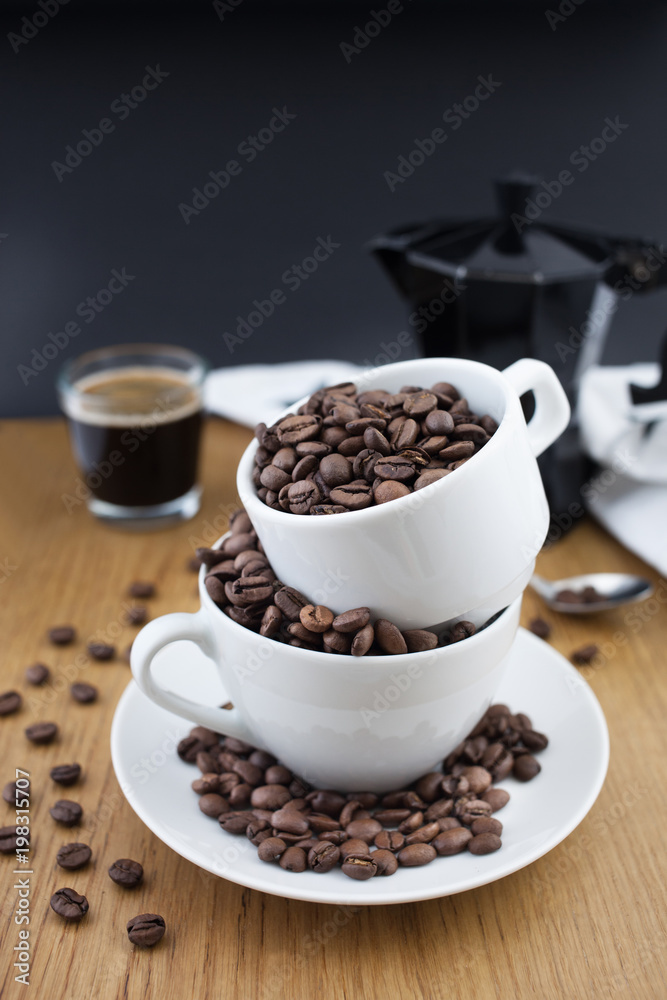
[{"left": 65, "top": 367, "right": 203, "bottom": 507}]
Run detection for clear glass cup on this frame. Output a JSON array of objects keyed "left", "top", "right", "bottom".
[{"left": 57, "top": 344, "right": 209, "bottom": 526}]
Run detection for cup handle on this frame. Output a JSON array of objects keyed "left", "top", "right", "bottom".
[
  {"left": 502, "top": 358, "right": 571, "bottom": 457},
  {"left": 130, "top": 611, "right": 258, "bottom": 747}
]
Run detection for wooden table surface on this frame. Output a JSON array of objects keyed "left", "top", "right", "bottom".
[{"left": 1, "top": 416, "right": 666, "bottom": 1000}]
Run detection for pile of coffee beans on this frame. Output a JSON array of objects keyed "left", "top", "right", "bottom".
[
  {"left": 252, "top": 380, "right": 498, "bottom": 514},
  {"left": 197, "top": 508, "right": 477, "bottom": 654},
  {"left": 181, "top": 703, "right": 547, "bottom": 880}
]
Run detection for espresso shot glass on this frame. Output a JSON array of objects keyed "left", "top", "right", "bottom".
[{"left": 58, "top": 344, "right": 209, "bottom": 526}]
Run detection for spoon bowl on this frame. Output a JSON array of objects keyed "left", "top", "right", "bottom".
[{"left": 530, "top": 572, "right": 653, "bottom": 614}]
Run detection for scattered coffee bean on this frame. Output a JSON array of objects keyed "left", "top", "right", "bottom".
[
  {"left": 109, "top": 858, "right": 144, "bottom": 888},
  {"left": 50, "top": 800, "right": 82, "bottom": 826},
  {"left": 3, "top": 781, "right": 28, "bottom": 805},
  {"left": 199, "top": 793, "right": 229, "bottom": 818},
  {"left": 25, "top": 663, "right": 50, "bottom": 685},
  {"left": 88, "top": 642, "right": 115, "bottom": 661},
  {"left": 50, "top": 887, "right": 89, "bottom": 922},
  {"left": 71, "top": 682, "right": 98, "bottom": 704},
  {"left": 127, "top": 913, "right": 165, "bottom": 947},
  {"left": 25, "top": 721, "right": 58, "bottom": 744},
  {"left": 433, "top": 827, "right": 473, "bottom": 855},
  {"left": 49, "top": 626, "right": 76, "bottom": 645},
  {"left": 528, "top": 617, "right": 551, "bottom": 640},
  {"left": 125, "top": 606, "right": 148, "bottom": 626},
  {"left": 397, "top": 843, "right": 437, "bottom": 866},
  {"left": 56, "top": 843, "right": 92, "bottom": 871},
  {"left": 50, "top": 763, "right": 81, "bottom": 786},
  {"left": 571, "top": 644, "right": 599, "bottom": 665},
  {"left": 468, "top": 832, "right": 502, "bottom": 855},
  {"left": 0, "top": 691, "right": 22, "bottom": 716},
  {"left": 0, "top": 825, "right": 27, "bottom": 853},
  {"left": 279, "top": 846, "right": 307, "bottom": 872},
  {"left": 471, "top": 817, "right": 503, "bottom": 836},
  {"left": 513, "top": 755, "right": 541, "bottom": 781},
  {"left": 128, "top": 581, "right": 156, "bottom": 598}
]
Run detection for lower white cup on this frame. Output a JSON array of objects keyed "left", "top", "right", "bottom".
[{"left": 131, "top": 546, "right": 522, "bottom": 792}]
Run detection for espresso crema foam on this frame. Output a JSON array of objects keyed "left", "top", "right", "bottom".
[{"left": 63, "top": 366, "right": 201, "bottom": 427}]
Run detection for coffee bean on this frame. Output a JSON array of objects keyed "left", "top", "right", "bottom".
[
  {"left": 259, "top": 605, "right": 282, "bottom": 638},
  {"left": 258, "top": 836, "right": 287, "bottom": 862},
  {"left": 274, "top": 586, "right": 310, "bottom": 622},
  {"left": 109, "top": 858, "right": 144, "bottom": 888},
  {"left": 351, "top": 623, "right": 375, "bottom": 656},
  {"left": 25, "top": 721, "right": 58, "bottom": 744},
  {"left": 229, "top": 782, "right": 252, "bottom": 806},
  {"left": 471, "top": 817, "right": 503, "bottom": 836},
  {"left": 374, "top": 480, "right": 411, "bottom": 504},
  {"left": 439, "top": 441, "right": 475, "bottom": 462},
  {"left": 448, "top": 620, "right": 476, "bottom": 643},
  {"left": 414, "top": 469, "right": 451, "bottom": 490},
  {"left": 392, "top": 419, "right": 420, "bottom": 450},
  {"left": 570, "top": 644, "right": 599, "bottom": 665},
  {"left": 424, "top": 799, "right": 453, "bottom": 822},
  {"left": 50, "top": 887, "right": 89, "bottom": 922},
  {"left": 260, "top": 464, "right": 292, "bottom": 491},
  {"left": 125, "top": 606, "right": 148, "bottom": 626},
  {"left": 249, "top": 784, "right": 291, "bottom": 810},
  {"left": 0, "top": 691, "right": 22, "bottom": 716},
  {"left": 71, "top": 682, "right": 98, "bottom": 704},
  {"left": 200, "top": 793, "right": 230, "bottom": 818},
  {"left": 528, "top": 617, "right": 551, "bottom": 640},
  {"left": 319, "top": 454, "right": 353, "bottom": 487},
  {"left": 218, "top": 810, "right": 255, "bottom": 834},
  {"left": 341, "top": 853, "right": 377, "bottom": 880},
  {"left": 521, "top": 730, "right": 549, "bottom": 752},
  {"left": 225, "top": 577, "right": 273, "bottom": 608},
  {"left": 50, "top": 763, "right": 81, "bottom": 786},
  {"left": 196, "top": 547, "right": 228, "bottom": 568},
  {"left": 127, "top": 913, "right": 166, "bottom": 947},
  {"left": 128, "top": 581, "right": 156, "bottom": 598},
  {"left": 308, "top": 841, "right": 341, "bottom": 873},
  {"left": 322, "top": 629, "right": 352, "bottom": 654},
  {"left": 402, "top": 629, "right": 438, "bottom": 653},
  {"left": 374, "top": 456, "right": 415, "bottom": 482},
  {"left": 332, "top": 607, "right": 371, "bottom": 633},
  {"left": 279, "top": 846, "right": 307, "bottom": 872},
  {"left": 371, "top": 848, "right": 398, "bottom": 876},
  {"left": 192, "top": 773, "right": 221, "bottom": 794},
  {"left": 56, "top": 842, "right": 92, "bottom": 870},
  {"left": 300, "top": 605, "right": 334, "bottom": 633},
  {"left": 481, "top": 788, "right": 510, "bottom": 812},
  {"left": 451, "top": 422, "right": 489, "bottom": 445},
  {"left": 328, "top": 483, "right": 373, "bottom": 511},
  {"left": 375, "top": 619, "right": 408, "bottom": 655},
  {"left": 25, "top": 663, "right": 50, "bottom": 685},
  {"left": 433, "top": 828, "right": 473, "bottom": 855},
  {"left": 50, "top": 800, "right": 82, "bottom": 826},
  {"left": 88, "top": 642, "right": 116, "bottom": 660},
  {"left": 468, "top": 832, "right": 502, "bottom": 855},
  {"left": 461, "top": 766, "right": 492, "bottom": 795},
  {"left": 424, "top": 409, "right": 455, "bottom": 435},
  {"left": 345, "top": 818, "right": 382, "bottom": 843},
  {"left": 513, "top": 755, "right": 541, "bottom": 781},
  {"left": 177, "top": 736, "right": 205, "bottom": 762},
  {"left": 405, "top": 821, "right": 440, "bottom": 845},
  {"left": 397, "top": 843, "right": 436, "bottom": 866},
  {"left": 49, "top": 626, "right": 76, "bottom": 645}
]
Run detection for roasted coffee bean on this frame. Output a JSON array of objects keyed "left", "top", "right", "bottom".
[
  {"left": 274, "top": 586, "right": 310, "bottom": 622},
  {"left": 402, "top": 629, "right": 438, "bottom": 653},
  {"left": 310, "top": 504, "right": 348, "bottom": 515},
  {"left": 199, "top": 793, "right": 230, "bottom": 818},
  {"left": 439, "top": 441, "right": 475, "bottom": 462},
  {"left": 363, "top": 426, "right": 391, "bottom": 455},
  {"left": 272, "top": 446, "right": 298, "bottom": 473},
  {"left": 424, "top": 408, "right": 455, "bottom": 435},
  {"left": 50, "top": 763, "right": 81, "bottom": 786},
  {"left": 109, "top": 858, "right": 144, "bottom": 888},
  {"left": 448, "top": 620, "right": 476, "bottom": 643},
  {"left": 260, "top": 464, "right": 292, "bottom": 492},
  {"left": 277, "top": 414, "right": 321, "bottom": 445},
  {"left": 374, "top": 455, "right": 415, "bottom": 482},
  {"left": 397, "top": 843, "right": 436, "bottom": 866},
  {"left": 288, "top": 621, "right": 322, "bottom": 644},
  {"left": 308, "top": 841, "right": 341, "bottom": 873},
  {"left": 461, "top": 766, "right": 492, "bottom": 795},
  {"left": 125, "top": 606, "right": 148, "bottom": 626},
  {"left": 196, "top": 751, "right": 221, "bottom": 774},
  {"left": 491, "top": 750, "right": 515, "bottom": 782},
  {"left": 0, "top": 825, "right": 27, "bottom": 853},
  {"left": 571, "top": 644, "right": 599, "bottom": 665},
  {"left": 271, "top": 807, "right": 310, "bottom": 836},
  {"left": 225, "top": 577, "right": 273, "bottom": 608},
  {"left": 3, "top": 781, "right": 26, "bottom": 804},
  {"left": 433, "top": 828, "right": 473, "bottom": 855},
  {"left": 328, "top": 483, "right": 373, "bottom": 511},
  {"left": 218, "top": 810, "right": 255, "bottom": 834},
  {"left": 25, "top": 663, "right": 50, "bottom": 685},
  {"left": 341, "top": 853, "right": 377, "bottom": 880},
  {"left": 0, "top": 691, "right": 22, "bottom": 716},
  {"left": 292, "top": 455, "right": 318, "bottom": 481},
  {"left": 299, "top": 604, "right": 334, "bottom": 633},
  {"left": 192, "top": 773, "right": 221, "bottom": 795},
  {"left": 71, "top": 682, "right": 98, "bottom": 704},
  {"left": 374, "top": 830, "right": 405, "bottom": 851},
  {"left": 50, "top": 800, "right": 82, "bottom": 826},
  {"left": 332, "top": 607, "right": 371, "bottom": 633},
  {"left": 309, "top": 813, "right": 342, "bottom": 834},
  {"left": 56, "top": 842, "right": 92, "bottom": 870},
  {"left": 481, "top": 788, "right": 510, "bottom": 812},
  {"left": 372, "top": 808, "right": 410, "bottom": 827},
  {"left": 513, "top": 755, "right": 541, "bottom": 781},
  {"left": 296, "top": 440, "right": 331, "bottom": 458},
  {"left": 351, "top": 623, "right": 375, "bottom": 656},
  {"left": 322, "top": 629, "right": 352, "bottom": 654},
  {"left": 459, "top": 799, "right": 493, "bottom": 825},
  {"left": 405, "top": 821, "right": 440, "bottom": 845},
  {"left": 521, "top": 730, "right": 549, "bottom": 752},
  {"left": 222, "top": 532, "right": 258, "bottom": 557},
  {"left": 528, "top": 617, "right": 551, "bottom": 640},
  {"left": 318, "top": 453, "right": 352, "bottom": 487},
  {"left": 320, "top": 830, "right": 347, "bottom": 846},
  {"left": 375, "top": 619, "right": 408, "bottom": 655},
  {"left": 251, "top": 784, "right": 292, "bottom": 810},
  {"left": 50, "top": 887, "right": 89, "bottom": 922},
  {"left": 371, "top": 848, "right": 399, "bottom": 876},
  {"left": 468, "top": 832, "right": 502, "bottom": 855},
  {"left": 414, "top": 469, "right": 450, "bottom": 490},
  {"left": 258, "top": 836, "right": 287, "bottom": 862},
  {"left": 263, "top": 763, "right": 292, "bottom": 784},
  {"left": 403, "top": 391, "right": 438, "bottom": 417},
  {"left": 392, "top": 418, "right": 420, "bottom": 451},
  {"left": 471, "top": 817, "right": 503, "bottom": 836},
  {"left": 345, "top": 818, "right": 382, "bottom": 843},
  {"left": 279, "top": 846, "right": 307, "bottom": 872},
  {"left": 398, "top": 811, "right": 424, "bottom": 835},
  {"left": 339, "top": 800, "right": 363, "bottom": 827},
  {"left": 374, "top": 480, "right": 411, "bottom": 504},
  {"left": 246, "top": 818, "right": 272, "bottom": 845},
  {"left": 196, "top": 547, "right": 229, "bottom": 568},
  {"left": 424, "top": 799, "right": 453, "bottom": 822},
  {"left": 177, "top": 736, "right": 206, "bottom": 762},
  {"left": 437, "top": 817, "right": 462, "bottom": 833},
  {"left": 49, "top": 625, "right": 76, "bottom": 645},
  {"left": 260, "top": 605, "right": 282, "bottom": 637},
  {"left": 415, "top": 773, "right": 444, "bottom": 802},
  {"left": 127, "top": 913, "right": 165, "bottom": 947},
  {"left": 25, "top": 721, "right": 58, "bottom": 744},
  {"left": 451, "top": 423, "right": 489, "bottom": 444},
  {"left": 229, "top": 783, "right": 252, "bottom": 806}
]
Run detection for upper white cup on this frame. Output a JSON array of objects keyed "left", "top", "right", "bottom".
[{"left": 237, "top": 357, "right": 569, "bottom": 630}]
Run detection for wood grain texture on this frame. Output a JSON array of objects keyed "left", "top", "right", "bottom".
[{"left": 1, "top": 417, "right": 666, "bottom": 1000}]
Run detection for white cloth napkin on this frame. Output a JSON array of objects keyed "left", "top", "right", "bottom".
[
  {"left": 205, "top": 360, "right": 363, "bottom": 428},
  {"left": 578, "top": 363, "right": 667, "bottom": 575}
]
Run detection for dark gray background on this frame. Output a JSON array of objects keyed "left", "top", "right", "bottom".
[{"left": 2, "top": 0, "right": 666, "bottom": 417}]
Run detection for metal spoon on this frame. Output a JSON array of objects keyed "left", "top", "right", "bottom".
[{"left": 529, "top": 572, "right": 653, "bottom": 614}]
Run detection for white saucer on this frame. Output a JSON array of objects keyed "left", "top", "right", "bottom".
[{"left": 110, "top": 628, "right": 609, "bottom": 906}]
